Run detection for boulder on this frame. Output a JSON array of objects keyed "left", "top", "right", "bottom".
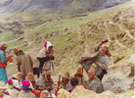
[
  {"left": 102, "top": 54, "right": 135, "bottom": 92},
  {"left": 68, "top": 85, "right": 99, "bottom": 98},
  {"left": 99, "top": 90, "right": 117, "bottom": 98},
  {"left": 67, "top": 85, "right": 117, "bottom": 98},
  {"left": 57, "top": 89, "right": 70, "bottom": 98}
]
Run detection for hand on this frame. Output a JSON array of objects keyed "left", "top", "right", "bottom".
[
  {"left": 6, "top": 55, "right": 13, "bottom": 62},
  {"left": 102, "top": 39, "right": 109, "bottom": 43}
]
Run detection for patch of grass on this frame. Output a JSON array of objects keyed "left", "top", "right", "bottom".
[{"left": 0, "top": 30, "right": 17, "bottom": 42}]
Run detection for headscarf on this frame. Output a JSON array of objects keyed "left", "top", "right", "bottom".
[{"left": 44, "top": 41, "right": 53, "bottom": 50}]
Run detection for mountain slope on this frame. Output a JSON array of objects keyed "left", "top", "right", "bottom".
[
  {"left": 0, "top": 0, "right": 130, "bottom": 15},
  {"left": 0, "top": 1, "right": 134, "bottom": 97},
  {"left": 20, "top": 0, "right": 134, "bottom": 75}
]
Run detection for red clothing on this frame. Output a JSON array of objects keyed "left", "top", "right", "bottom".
[
  {"left": 31, "top": 89, "right": 41, "bottom": 97},
  {"left": 0, "top": 62, "right": 7, "bottom": 68}
]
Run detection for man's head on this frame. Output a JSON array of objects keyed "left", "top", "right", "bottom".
[
  {"left": 13, "top": 48, "right": 21, "bottom": 56},
  {"left": 102, "top": 45, "right": 108, "bottom": 53},
  {"left": 62, "top": 72, "right": 70, "bottom": 84},
  {"left": 102, "top": 45, "right": 112, "bottom": 56},
  {"left": 70, "top": 77, "right": 79, "bottom": 87},
  {"left": 0, "top": 43, "right": 8, "bottom": 51}
]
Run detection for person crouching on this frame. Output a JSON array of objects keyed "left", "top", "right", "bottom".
[{"left": 16, "top": 80, "right": 37, "bottom": 98}]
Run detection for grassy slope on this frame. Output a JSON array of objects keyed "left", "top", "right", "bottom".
[
  {"left": 23, "top": 0, "right": 135, "bottom": 76},
  {"left": 0, "top": 0, "right": 134, "bottom": 77}
]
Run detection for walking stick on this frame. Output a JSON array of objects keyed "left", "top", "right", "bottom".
[{"left": 58, "top": 75, "right": 61, "bottom": 91}]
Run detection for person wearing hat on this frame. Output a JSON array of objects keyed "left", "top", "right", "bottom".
[
  {"left": 95, "top": 39, "right": 109, "bottom": 52},
  {"left": 74, "top": 67, "right": 84, "bottom": 83},
  {"left": 7, "top": 79, "right": 20, "bottom": 98},
  {"left": 36, "top": 41, "right": 55, "bottom": 74},
  {"left": 86, "top": 65, "right": 104, "bottom": 93},
  {"left": 12, "top": 72, "right": 23, "bottom": 82},
  {"left": 9, "top": 72, "right": 23, "bottom": 90},
  {"left": 7, "top": 72, "right": 23, "bottom": 97},
  {"left": 14, "top": 48, "right": 33, "bottom": 78},
  {"left": 17, "top": 80, "right": 37, "bottom": 98},
  {"left": 70, "top": 77, "right": 79, "bottom": 93},
  {"left": 94, "top": 45, "right": 112, "bottom": 80},
  {"left": 60, "top": 72, "right": 72, "bottom": 91},
  {"left": 0, "top": 81, "right": 12, "bottom": 98},
  {"left": 25, "top": 73, "right": 38, "bottom": 89},
  {"left": 0, "top": 43, "right": 12, "bottom": 84},
  {"left": 40, "top": 90, "right": 56, "bottom": 98}
]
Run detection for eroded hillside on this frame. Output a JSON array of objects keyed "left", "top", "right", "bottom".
[{"left": 21, "top": 1, "right": 135, "bottom": 76}]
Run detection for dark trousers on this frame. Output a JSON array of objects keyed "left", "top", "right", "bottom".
[
  {"left": 37, "top": 58, "right": 46, "bottom": 74},
  {"left": 97, "top": 69, "right": 107, "bottom": 81}
]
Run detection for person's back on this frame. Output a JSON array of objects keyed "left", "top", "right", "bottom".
[
  {"left": 17, "top": 80, "right": 37, "bottom": 98},
  {"left": 18, "top": 53, "right": 33, "bottom": 77}
]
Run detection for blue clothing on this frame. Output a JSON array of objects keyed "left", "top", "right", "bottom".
[
  {"left": 0, "top": 68, "right": 8, "bottom": 84},
  {"left": 0, "top": 50, "right": 7, "bottom": 63},
  {"left": 0, "top": 49, "right": 8, "bottom": 84}
]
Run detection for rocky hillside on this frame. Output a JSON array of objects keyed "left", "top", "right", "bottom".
[
  {"left": 4, "top": 0, "right": 133, "bottom": 74},
  {"left": 0, "top": 0, "right": 134, "bottom": 98},
  {"left": 0, "top": 0, "right": 135, "bottom": 98}
]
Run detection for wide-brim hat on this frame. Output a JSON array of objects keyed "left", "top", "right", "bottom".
[
  {"left": 0, "top": 81, "right": 8, "bottom": 90},
  {"left": 13, "top": 48, "right": 21, "bottom": 54},
  {"left": 0, "top": 43, "right": 8, "bottom": 48},
  {"left": 13, "top": 72, "right": 23, "bottom": 81},
  {"left": 25, "top": 73, "right": 35, "bottom": 81},
  {"left": 62, "top": 72, "right": 70, "bottom": 79}
]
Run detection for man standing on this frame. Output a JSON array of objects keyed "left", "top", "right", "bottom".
[
  {"left": 14, "top": 48, "right": 33, "bottom": 78},
  {"left": 0, "top": 43, "right": 12, "bottom": 84},
  {"left": 79, "top": 40, "right": 111, "bottom": 81}
]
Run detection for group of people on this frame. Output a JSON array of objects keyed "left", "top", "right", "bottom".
[{"left": 0, "top": 39, "right": 112, "bottom": 98}]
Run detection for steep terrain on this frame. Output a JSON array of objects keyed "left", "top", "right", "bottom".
[
  {"left": 0, "top": 0, "right": 134, "bottom": 97},
  {"left": 25, "top": 0, "right": 135, "bottom": 74}
]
